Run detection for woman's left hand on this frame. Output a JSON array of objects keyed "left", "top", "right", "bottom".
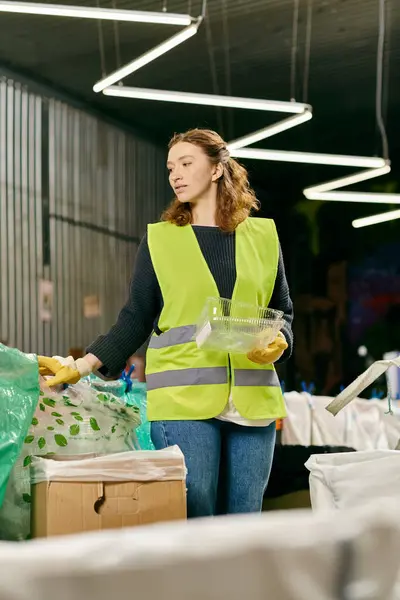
[{"left": 247, "top": 332, "right": 288, "bottom": 365}]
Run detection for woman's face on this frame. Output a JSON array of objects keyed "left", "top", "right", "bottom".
[{"left": 167, "top": 141, "right": 220, "bottom": 204}]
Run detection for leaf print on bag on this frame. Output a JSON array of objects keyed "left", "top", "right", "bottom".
[
  {"left": 70, "top": 424, "right": 80, "bottom": 436},
  {"left": 71, "top": 412, "right": 83, "bottom": 422},
  {"left": 23, "top": 456, "right": 32, "bottom": 467},
  {"left": 43, "top": 398, "right": 56, "bottom": 408},
  {"left": 63, "top": 398, "right": 78, "bottom": 407},
  {"left": 38, "top": 437, "right": 46, "bottom": 450},
  {"left": 54, "top": 434, "right": 68, "bottom": 447},
  {"left": 24, "top": 435, "right": 34, "bottom": 444},
  {"left": 90, "top": 417, "right": 100, "bottom": 431},
  {"left": 51, "top": 412, "right": 63, "bottom": 418},
  {"left": 31, "top": 417, "right": 39, "bottom": 426},
  {"left": 55, "top": 419, "right": 64, "bottom": 426}
]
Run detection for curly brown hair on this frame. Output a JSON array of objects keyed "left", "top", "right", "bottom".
[{"left": 161, "top": 128, "right": 259, "bottom": 232}]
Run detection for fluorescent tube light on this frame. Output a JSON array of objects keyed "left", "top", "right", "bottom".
[
  {"left": 94, "top": 23, "right": 199, "bottom": 93},
  {"left": 352, "top": 209, "right": 400, "bottom": 228},
  {"left": 103, "top": 86, "right": 310, "bottom": 114},
  {"left": 304, "top": 164, "right": 400, "bottom": 205},
  {"left": 0, "top": 1, "right": 192, "bottom": 25},
  {"left": 98, "top": 30, "right": 397, "bottom": 209},
  {"left": 229, "top": 148, "right": 386, "bottom": 168},
  {"left": 307, "top": 191, "right": 400, "bottom": 204},
  {"left": 304, "top": 164, "right": 391, "bottom": 196},
  {"left": 227, "top": 111, "right": 312, "bottom": 151}
]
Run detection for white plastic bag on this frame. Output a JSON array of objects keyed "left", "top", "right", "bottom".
[
  {"left": 282, "top": 392, "right": 357, "bottom": 448},
  {"left": 0, "top": 503, "right": 400, "bottom": 600},
  {"left": 283, "top": 391, "right": 400, "bottom": 450},
  {"left": 281, "top": 392, "right": 311, "bottom": 445},
  {"left": 30, "top": 446, "right": 186, "bottom": 484},
  {"left": 306, "top": 450, "right": 400, "bottom": 511},
  {"left": 346, "top": 398, "right": 392, "bottom": 450}
]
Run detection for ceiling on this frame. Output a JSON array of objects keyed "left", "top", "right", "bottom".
[{"left": 1, "top": 0, "right": 400, "bottom": 195}]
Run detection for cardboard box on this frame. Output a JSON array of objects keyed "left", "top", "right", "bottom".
[
  {"left": 32, "top": 479, "right": 186, "bottom": 537},
  {"left": 31, "top": 448, "right": 187, "bottom": 538}
]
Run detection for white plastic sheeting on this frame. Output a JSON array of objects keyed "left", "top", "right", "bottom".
[
  {"left": 282, "top": 392, "right": 400, "bottom": 450},
  {"left": 306, "top": 450, "right": 400, "bottom": 512},
  {"left": 31, "top": 446, "right": 187, "bottom": 484},
  {"left": 0, "top": 503, "right": 400, "bottom": 600}
]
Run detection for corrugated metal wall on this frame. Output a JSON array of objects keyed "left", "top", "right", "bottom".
[{"left": 0, "top": 75, "right": 169, "bottom": 355}]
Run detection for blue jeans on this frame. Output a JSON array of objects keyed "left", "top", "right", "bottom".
[{"left": 151, "top": 419, "right": 276, "bottom": 518}]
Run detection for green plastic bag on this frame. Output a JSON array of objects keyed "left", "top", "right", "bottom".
[
  {"left": 88, "top": 374, "right": 155, "bottom": 450},
  {"left": 0, "top": 344, "right": 39, "bottom": 508}
]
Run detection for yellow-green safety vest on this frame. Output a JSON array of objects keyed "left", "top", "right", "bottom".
[{"left": 146, "top": 217, "right": 287, "bottom": 422}]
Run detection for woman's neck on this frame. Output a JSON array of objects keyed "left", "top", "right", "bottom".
[{"left": 191, "top": 194, "right": 218, "bottom": 227}]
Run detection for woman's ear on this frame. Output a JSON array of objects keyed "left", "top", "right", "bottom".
[{"left": 212, "top": 163, "right": 224, "bottom": 182}]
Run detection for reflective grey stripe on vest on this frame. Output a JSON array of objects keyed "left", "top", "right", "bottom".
[
  {"left": 234, "top": 369, "right": 280, "bottom": 387},
  {"left": 147, "top": 367, "right": 227, "bottom": 391},
  {"left": 149, "top": 325, "right": 196, "bottom": 350}
]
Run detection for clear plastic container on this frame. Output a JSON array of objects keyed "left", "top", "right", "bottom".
[{"left": 195, "top": 297, "right": 285, "bottom": 354}]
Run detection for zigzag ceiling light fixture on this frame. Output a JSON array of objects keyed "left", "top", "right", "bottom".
[
  {"left": 232, "top": 0, "right": 400, "bottom": 227},
  {"left": 302, "top": 0, "right": 400, "bottom": 223},
  {"left": 97, "top": 0, "right": 315, "bottom": 143},
  {"left": 9, "top": 2, "right": 396, "bottom": 223},
  {"left": 98, "top": 0, "right": 383, "bottom": 171},
  {"left": 98, "top": 0, "right": 394, "bottom": 196},
  {"left": 228, "top": 0, "right": 399, "bottom": 215},
  {"left": 94, "top": 0, "right": 314, "bottom": 142}
]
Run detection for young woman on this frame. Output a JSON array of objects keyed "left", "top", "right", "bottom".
[{"left": 38, "top": 128, "right": 293, "bottom": 518}]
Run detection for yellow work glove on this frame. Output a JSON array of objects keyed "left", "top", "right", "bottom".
[
  {"left": 247, "top": 332, "right": 288, "bottom": 365},
  {"left": 38, "top": 355, "right": 93, "bottom": 387}
]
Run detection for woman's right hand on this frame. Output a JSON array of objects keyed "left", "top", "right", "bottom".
[
  {"left": 38, "top": 355, "right": 95, "bottom": 387},
  {"left": 247, "top": 333, "right": 288, "bottom": 365}
]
